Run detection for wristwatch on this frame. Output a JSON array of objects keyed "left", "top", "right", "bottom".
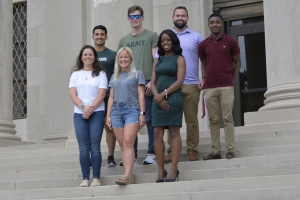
[
  {"left": 140, "top": 112, "right": 146, "bottom": 115},
  {"left": 79, "top": 104, "right": 84, "bottom": 110}
]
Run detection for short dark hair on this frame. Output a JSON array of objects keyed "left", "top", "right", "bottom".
[
  {"left": 157, "top": 29, "right": 182, "bottom": 57},
  {"left": 173, "top": 6, "right": 188, "bottom": 17},
  {"left": 128, "top": 5, "right": 144, "bottom": 16},
  {"left": 92, "top": 25, "right": 107, "bottom": 35},
  {"left": 208, "top": 13, "right": 223, "bottom": 22}
]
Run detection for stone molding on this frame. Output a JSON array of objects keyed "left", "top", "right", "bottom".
[
  {"left": 0, "top": 119, "right": 20, "bottom": 140},
  {"left": 43, "top": 133, "right": 68, "bottom": 143},
  {"left": 260, "top": 83, "right": 300, "bottom": 111}
]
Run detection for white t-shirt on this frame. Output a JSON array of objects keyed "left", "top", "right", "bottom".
[{"left": 69, "top": 70, "right": 107, "bottom": 114}]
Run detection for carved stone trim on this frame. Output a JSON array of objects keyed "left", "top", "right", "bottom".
[
  {"left": 260, "top": 83, "right": 300, "bottom": 111},
  {"left": 0, "top": 119, "right": 20, "bottom": 141}
]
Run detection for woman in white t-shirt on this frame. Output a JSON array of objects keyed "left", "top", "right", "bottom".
[
  {"left": 106, "top": 47, "right": 146, "bottom": 185},
  {"left": 69, "top": 45, "right": 107, "bottom": 187}
]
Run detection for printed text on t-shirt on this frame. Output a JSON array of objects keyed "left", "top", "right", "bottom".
[
  {"left": 126, "top": 40, "right": 146, "bottom": 48},
  {"left": 98, "top": 57, "right": 107, "bottom": 61}
]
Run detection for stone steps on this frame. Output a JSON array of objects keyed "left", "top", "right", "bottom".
[
  {"left": 1, "top": 161, "right": 300, "bottom": 190},
  {"left": 0, "top": 136, "right": 300, "bottom": 170},
  {"left": 1, "top": 174, "right": 300, "bottom": 199},
  {"left": 1, "top": 143, "right": 300, "bottom": 176},
  {"left": 0, "top": 129, "right": 298, "bottom": 160},
  {"left": 46, "top": 187, "right": 300, "bottom": 200},
  {"left": 0, "top": 128, "right": 299, "bottom": 199},
  {"left": 1, "top": 142, "right": 299, "bottom": 177}
]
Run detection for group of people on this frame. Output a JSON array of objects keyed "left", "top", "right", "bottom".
[{"left": 69, "top": 5, "right": 241, "bottom": 187}]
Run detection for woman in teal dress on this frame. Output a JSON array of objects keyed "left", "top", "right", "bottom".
[{"left": 151, "top": 29, "right": 186, "bottom": 183}]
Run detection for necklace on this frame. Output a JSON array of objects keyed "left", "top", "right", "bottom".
[{"left": 82, "top": 70, "right": 91, "bottom": 80}]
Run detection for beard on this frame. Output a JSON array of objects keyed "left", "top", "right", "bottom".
[{"left": 173, "top": 21, "right": 187, "bottom": 29}]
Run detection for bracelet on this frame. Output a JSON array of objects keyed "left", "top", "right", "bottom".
[{"left": 165, "top": 89, "right": 167, "bottom": 99}]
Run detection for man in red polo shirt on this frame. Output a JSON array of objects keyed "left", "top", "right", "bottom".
[{"left": 198, "top": 13, "right": 241, "bottom": 160}]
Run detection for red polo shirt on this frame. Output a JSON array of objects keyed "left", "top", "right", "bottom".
[{"left": 198, "top": 33, "right": 240, "bottom": 89}]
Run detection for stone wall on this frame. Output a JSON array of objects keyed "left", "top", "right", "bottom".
[{"left": 12, "top": 0, "right": 213, "bottom": 142}]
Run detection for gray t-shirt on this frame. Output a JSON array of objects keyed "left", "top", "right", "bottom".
[{"left": 109, "top": 70, "right": 145, "bottom": 108}]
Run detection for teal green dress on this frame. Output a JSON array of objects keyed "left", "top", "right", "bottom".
[{"left": 152, "top": 55, "right": 184, "bottom": 127}]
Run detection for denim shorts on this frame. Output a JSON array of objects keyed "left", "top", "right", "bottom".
[{"left": 111, "top": 102, "right": 140, "bottom": 128}]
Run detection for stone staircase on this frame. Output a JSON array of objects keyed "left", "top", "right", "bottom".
[{"left": 1, "top": 128, "right": 300, "bottom": 199}]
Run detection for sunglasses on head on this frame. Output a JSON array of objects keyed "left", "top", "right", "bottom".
[{"left": 129, "top": 14, "right": 142, "bottom": 20}]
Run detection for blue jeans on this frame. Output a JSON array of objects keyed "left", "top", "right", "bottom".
[
  {"left": 145, "top": 80, "right": 154, "bottom": 154},
  {"left": 74, "top": 111, "right": 104, "bottom": 180}
]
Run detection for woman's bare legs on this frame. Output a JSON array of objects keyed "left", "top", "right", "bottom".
[
  {"left": 168, "top": 126, "right": 182, "bottom": 179},
  {"left": 114, "top": 123, "right": 140, "bottom": 180},
  {"left": 153, "top": 127, "right": 165, "bottom": 180}
]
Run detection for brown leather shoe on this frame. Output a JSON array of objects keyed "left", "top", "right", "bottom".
[
  {"left": 188, "top": 152, "right": 199, "bottom": 161},
  {"left": 203, "top": 153, "right": 222, "bottom": 160},
  {"left": 226, "top": 151, "right": 235, "bottom": 159},
  {"left": 164, "top": 154, "right": 172, "bottom": 163}
]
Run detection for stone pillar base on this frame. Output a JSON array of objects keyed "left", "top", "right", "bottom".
[
  {"left": 260, "top": 83, "right": 300, "bottom": 111},
  {"left": 244, "top": 107, "right": 300, "bottom": 128},
  {"left": 0, "top": 119, "right": 21, "bottom": 141}
]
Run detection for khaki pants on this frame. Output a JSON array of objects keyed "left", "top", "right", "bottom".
[
  {"left": 203, "top": 86, "right": 235, "bottom": 154},
  {"left": 167, "top": 84, "right": 200, "bottom": 155}
]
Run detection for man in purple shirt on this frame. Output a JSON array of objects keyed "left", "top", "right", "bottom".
[
  {"left": 198, "top": 13, "right": 241, "bottom": 160},
  {"left": 164, "top": 6, "right": 204, "bottom": 162}
]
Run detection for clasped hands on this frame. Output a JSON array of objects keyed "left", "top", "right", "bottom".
[
  {"left": 82, "top": 105, "right": 94, "bottom": 119},
  {"left": 153, "top": 93, "right": 170, "bottom": 111}
]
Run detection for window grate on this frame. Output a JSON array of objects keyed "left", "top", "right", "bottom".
[{"left": 13, "top": 3, "right": 27, "bottom": 119}]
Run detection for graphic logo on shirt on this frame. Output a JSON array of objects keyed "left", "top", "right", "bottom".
[
  {"left": 126, "top": 40, "right": 146, "bottom": 48},
  {"left": 98, "top": 57, "right": 107, "bottom": 61},
  {"left": 223, "top": 46, "right": 226, "bottom": 48}
]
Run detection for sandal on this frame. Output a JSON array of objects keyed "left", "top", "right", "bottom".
[{"left": 115, "top": 176, "right": 135, "bottom": 185}]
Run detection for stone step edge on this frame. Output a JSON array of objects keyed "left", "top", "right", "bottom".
[
  {"left": 1, "top": 128, "right": 300, "bottom": 152},
  {"left": 2, "top": 135, "right": 300, "bottom": 161},
  {"left": 45, "top": 186, "right": 300, "bottom": 200},
  {"left": 0, "top": 162, "right": 299, "bottom": 184},
  {"left": 1, "top": 143, "right": 300, "bottom": 170},
  {"left": 0, "top": 174, "right": 299, "bottom": 199}
]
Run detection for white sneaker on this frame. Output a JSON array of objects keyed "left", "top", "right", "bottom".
[
  {"left": 79, "top": 180, "right": 89, "bottom": 187},
  {"left": 143, "top": 154, "right": 156, "bottom": 165},
  {"left": 90, "top": 178, "right": 101, "bottom": 187}
]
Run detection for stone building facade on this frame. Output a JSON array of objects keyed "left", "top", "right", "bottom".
[{"left": 1, "top": 0, "right": 299, "bottom": 144}]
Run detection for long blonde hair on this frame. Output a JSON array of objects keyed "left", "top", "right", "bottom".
[{"left": 112, "top": 47, "right": 137, "bottom": 81}]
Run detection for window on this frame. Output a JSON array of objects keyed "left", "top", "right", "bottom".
[{"left": 13, "top": 3, "right": 27, "bottom": 119}]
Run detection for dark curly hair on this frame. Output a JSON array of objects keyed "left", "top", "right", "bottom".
[
  {"left": 157, "top": 29, "right": 182, "bottom": 57},
  {"left": 75, "top": 45, "right": 102, "bottom": 77}
]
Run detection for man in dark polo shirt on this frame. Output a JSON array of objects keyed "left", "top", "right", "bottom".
[
  {"left": 92, "top": 25, "right": 117, "bottom": 167},
  {"left": 198, "top": 13, "right": 241, "bottom": 160}
]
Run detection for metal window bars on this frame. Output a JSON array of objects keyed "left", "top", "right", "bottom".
[{"left": 13, "top": 3, "right": 27, "bottom": 119}]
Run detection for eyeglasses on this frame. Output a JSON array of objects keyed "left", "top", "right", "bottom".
[{"left": 129, "top": 15, "right": 142, "bottom": 20}]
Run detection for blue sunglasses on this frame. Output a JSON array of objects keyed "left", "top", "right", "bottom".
[{"left": 129, "top": 15, "right": 142, "bottom": 20}]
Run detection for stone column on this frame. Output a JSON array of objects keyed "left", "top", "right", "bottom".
[
  {"left": 244, "top": 0, "right": 300, "bottom": 127},
  {"left": 0, "top": 0, "right": 20, "bottom": 140},
  {"left": 42, "top": 0, "right": 85, "bottom": 142},
  {"left": 259, "top": 0, "right": 300, "bottom": 111}
]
